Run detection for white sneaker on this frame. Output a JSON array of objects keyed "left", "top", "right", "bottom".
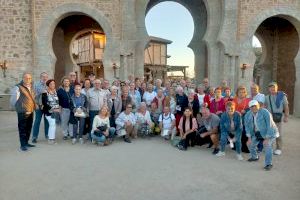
[
  {"left": 91, "top": 138, "right": 96, "bottom": 144},
  {"left": 48, "top": 139, "right": 57, "bottom": 145},
  {"left": 79, "top": 138, "right": 84, "bottom": 144},
  {"left": 236, "top": 154, "right": 244, "bottom": 161},
  {"left": 216, "top": 151, "right": 225, "bottom": 157},
  {"left": 229, "top": 139, "right": 234, "bottom": 148},
  {"left": 72, "top": 138, "right": 77, "bottom": 145},
  {"left": 274, "top": 149, "right": 282, "bottom": 155}
]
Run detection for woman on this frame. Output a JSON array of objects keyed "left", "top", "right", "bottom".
[
  {"left": 57, "top": 77, "right": 73, "bottom": 140},
  {"left": 143, "top": 83, "right": 156, "bottom": 107},
  {"left": 69, "top": 84, "right": 88, "bottom": 145},
  {"left": 177, "top": 107, "right": 198, "bottom": 150},
  {"left": 209, "top": 87, "right": 226, "bottom": 116},
  {"left": 128, "top": 82, "right": 141, "bottom": 112},
  {"left": 140, "top": 82, "right": 147, "bottom": 99},
  {"left": 175, "top": 86, "right": 188, "bottom": 132},
  {"left": 134, "top": 102, "right": 153, "bottom": 137},
  {"left": 151, "top": 88, "right": 165, "bottom": 113},
  {"left": 91, "top": 105, "right": 116, "bottom": 145},
  {"left": 216, "top": 101, "right": 243, "bottom": 160},
  {"left": 196, "top": 84, "right": 206, "bottom": 108},
  {"left": 121, "top": 87, "right": 132, "bottom": 112},
  {"left": 42, "top": 79, "right": 60, "bottom": 144},
  {"left": 204, "top": 87, "right": 215, "bottom": 108},
  {"left": 164, "top": 88, "right": 176, "bottom": 114},
  {"left": 107, "top": 86, "right": 122, "bottom": 128},
  {"left": 223, "top": 87, "right": 234, "bottom": 105},
  {"left": 187, "top": 92, "right": 200, "bottom": 118}
]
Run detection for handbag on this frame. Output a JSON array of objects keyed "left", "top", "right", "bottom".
[
  {"left": 269, "top": 96, "right": 282, "bottom": 123},
  {"left": 93, "top": 124, "right": 108, "bottom": 137},
  {"left": 74, "top": 108, "right": 88, "bottom": 118}
]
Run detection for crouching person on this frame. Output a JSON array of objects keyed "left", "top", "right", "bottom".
[
  {"left": 196, "top": 107, "right": 220, "bottom": 155},
  {"left": 159, "top": 106, "right": 176, "bottom": 140},
  {"left": 91, "top": 105, "right": 115, "bottom": 145},
  {"left": 116, "top": 103, "right": 136, "bottom": 143},
  {"left": 216, "top": 101, "right": 243, "bottom": 160},
  {"left": 134, "top": 102, "right": 153, "bottom": 137},
  {"left": 177, "top": 107, "right": 198, "bottom": 150},
  {"left": 245, "top": 100, "right": 279, "bottom": 171}
]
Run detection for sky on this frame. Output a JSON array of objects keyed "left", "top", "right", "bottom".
[
  {"left": 145, "top": 2, "right": 261, "bottom": 77},
  {"left": 145, "top": 1, "right": 195, "bottom": 77}
]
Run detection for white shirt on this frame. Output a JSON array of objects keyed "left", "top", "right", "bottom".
[
  {"left": 252, "top": 93, "right": 265, "bottom": 104},
  {"left": 143, "top": 91, "right": 157, "bottom": 106},
  {"left": 197, "top": 94, "right": 205, "bottom": 107},
  {"left": 159, "top": 113, "right": 175, "bottom": 130},
  {"left": 91, "top": 115, "right": 110, "bottom": 133}
]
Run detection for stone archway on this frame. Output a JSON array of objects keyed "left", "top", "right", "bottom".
[
  {"left": 240, "top": 7, "right": 300, "bottom": 116},
  {"left": 34, "top": 3, "right": 117, "bottom": 82}
]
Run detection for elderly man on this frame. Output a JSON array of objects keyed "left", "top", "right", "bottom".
[
  {"left": 31, "top": 72, "right": 49, "bottom": 143},
  {"left": 245, "top": 100, "right": 279, "bottom": 171},
  {"left": 264, "top": 82, "right": 289, "bottom": 155},
  {"left": 251, "top": 83, "right": 265, "bottom": 105},
  {"left": 116, "top": 103, "right": 136, "bottom": 143},
  {"left": 10, "top": 72, "right": 36, "bottom": 151},
  {"left": 86, "top": 79, "right": 108, "bottom": 137}
]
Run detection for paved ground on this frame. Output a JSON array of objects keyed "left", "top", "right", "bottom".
[{"left": 0, "top": 111, "right": 300, "bottom": 200}]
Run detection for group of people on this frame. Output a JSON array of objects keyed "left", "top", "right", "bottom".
[{"left": 10, "top": 71, "right": 289, "bottom": 171}]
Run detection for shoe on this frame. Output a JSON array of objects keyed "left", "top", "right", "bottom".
[
  {"left": 124, "top": 137, "right": 131, "bottom": 143},
  {"left": 91, "top": 139, "right": 96, "bottom": 144},
  {"left": 48, "top": 139, "right": 57, "bottom": 145},
  {"left": 264, "top": 164, "right": 273, "bottom": 171},
  {"left": 274, "top": 149, "right": 282, "bottom": 155},
  {"left": 229, "top": 139, "right": 234, "bottom": 149},
  {"left": 26, "top": 143, "right": 36, "bottom": 148},
  {"left": 79, "top": 138, "right": 84, "bottom": 144},
  {"left": 177, "top": 144, "right": 186, "bottom": 151},
  {"left": 212, "top": 148, "right": 219, "bottom": 155},
  {"left": 207, "top": 143, "right": 213, "bottom": 148},
  {"left": 32, "top": 138, "right": 37, "bottom": 143},
  {"left": 63, "top": 136, "right": 68, "bottom": 140},
  {"left": 236, "top": 154, "right": 244, "bottom": 161},
  {"left": 216, "top": 151, "right": 225, "bottom": 157},
  {"left": 72, "top": 138, "right": 77, "bottom": 145},
  {"left": 247, "top": 157, "right": 259, "bottom": 162},
  {"left": 20, "top": 146, "right": 28, "bottom": 151}
]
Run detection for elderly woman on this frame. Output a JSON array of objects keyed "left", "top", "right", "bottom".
[
  {"left": 175, "top": 86, "right": 189, "bottom": 131},
  {"left": 116, "top": 103, "right": 136, "bottom": 143},
  {"left": 196, "top": 84, "right": 206, "bottom": 108},
  {"left": 121, "top": 87, "right": 132, "bottom": 112},
  {"left": 187, "top": 92, "right": 200, "bottom": 118},
  {"left": 164, "top": 88, "right": 176, "bottom": 114},
  {"left": 152, "top": 88, "right": 165, "bottom": 113},
  {"left": 245, "top": 100, "right": 279, "bottom": 171},
  {"left": 107, "top": 86, "right": 122, "bottom": 128},
  {"left": 216, "top": 101, "right": 243, "bottom": 160},
  {"left": 210, "top": 87, "right": 226, "bottom": 116},
  {"left": 233, "top": 86, "right": 251, "bottom": 115},
  {"left": 143, "top": 83, "right": 156, "bottom": 107},
  {"left": 128, "top": 82, "right": 141, "bottom": 112},
  {"left": 203, "top": 87, "right": 215, "bottom": 109},
  {"left": 134, "top": 102, "right": 153, "bottom": 137}
]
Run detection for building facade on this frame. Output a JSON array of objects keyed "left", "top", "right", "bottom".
[{"left": 0, "top": 0, "right": 300, "bottom": 115}]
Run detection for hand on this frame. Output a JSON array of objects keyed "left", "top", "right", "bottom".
[
  {"left": 263, "top": 139, "right": 269, "bottom": 146},
  {"left": 216, "top": 111, "right": 222, "bottom": 115},
  {"left": 200, "top": 132, "right": 206, "bottom": 138},
  {"left": 241, "top": 110, "right": 246, "bottom": 114},
  {"left": 283, "top": 116, "right": 288, "bottom": 123},
  {"left": 246, "top": 138, "right": 251, "bottom": 146}
]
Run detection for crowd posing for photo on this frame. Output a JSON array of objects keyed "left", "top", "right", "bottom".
[{"left": 10, "top": 71, "right": 289, "bottom": 171}]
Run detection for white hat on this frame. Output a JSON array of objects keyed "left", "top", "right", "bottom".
[{"left": 249, "top": 100, "right": 259, "bottom": 107}]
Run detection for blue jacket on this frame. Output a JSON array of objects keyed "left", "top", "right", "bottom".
[
  {"left": 244, "top": 108, "right": 278, "bottom": 139},
  {"left": 220, "top": 111, "right": 242, "bottom": 135}
]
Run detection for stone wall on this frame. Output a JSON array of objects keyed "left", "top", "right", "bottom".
[{"left": 0, "top": 0, "right": 33, "bottom": 94}]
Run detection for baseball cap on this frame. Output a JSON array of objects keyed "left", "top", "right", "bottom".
[{"left": 249, "top": 100, "right": 259, "bottom": 107}]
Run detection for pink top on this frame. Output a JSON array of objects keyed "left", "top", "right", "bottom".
[
  {"left": 209, "top": 98, "right": 226, "bottom": 114},
  {"left": 178, "top": 117, "right": 198, "bottom": 133}
]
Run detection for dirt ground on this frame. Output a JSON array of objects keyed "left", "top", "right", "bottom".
[{"left": 0, "top": 111, "right": 300, "bottom": 200}]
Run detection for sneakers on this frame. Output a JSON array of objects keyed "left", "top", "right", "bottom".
[
  {"left": 26, "top": 143, "right": 36, "bottom": 148},
  {"left": 212, "top": 148, "right": 219, "bottom": 155},
  {"left": 32, "top": 138, "right": 37, "bottom": 143},
  {"left": 247, "top": 157, "right": 259, "bottom": 162},
  {"left": 264, "top": 164, "right": 273, "bottom": 171},
  {"left": 229, "top": 139, "right": 234, "bottom": 149},
  {"left": 274, "top": 149, "right": 282, "bottom": 155},
  {"left": 72, "top": 138, "right": 77, "bottom": 145},
  {"left": 48, "top": 139, "right": 57, "bottom": 145},
  {"left": 236, "top": 154, "right": 244, "bottom": 161},
  {"left": 216, "top": 151, "right": 225, "bottom": 157},
  {"left": 177, "top": 144, "right": 186, "bottom": 151},
  {"left": 79, "top": 138, "right": 84, "bottom": 144},
  {"left": 124, "top": 137, "right": 131, "bottom": 143},
  {"left": 91, "top": 138, "right": 96, "bottom": 144},
  {"left": 20, "top": 146, "right": 28, "bottom": 151}
]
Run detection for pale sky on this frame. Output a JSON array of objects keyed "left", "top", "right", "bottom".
[{"left": 145, "top": 1, "right": 195, "bottom": 77}]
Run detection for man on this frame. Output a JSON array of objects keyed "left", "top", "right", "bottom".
[
  {"left": 203, "top": 78, "right": 210, "bottom": 94},
  {"left": 102, "top": 79, "right": 111, "bottom": 97},
  {"left": 86, "top": 79, "right": 108, "bottom": 137},
  {"left": 251, "top": 83, "right": 265, "bottom": 106},
  {"left": 245, "top": 100, "right": 279, "bottom": 171},
  {"left": 88, "top": 72, "right": 96, "bottom": 87},
  {"left": 116, "top": 103, "right": 136, "bottom": 143},
  {"left": 10, "top": 72, "right": 36, "bottom": 151},
  {"left": 69, "top": 72, "right": 79, "bottom": 93},
  {"left": 264, "top": 82, "right": 289, "bottom": 155},
  {"left": 197, "top": 107, "right": 220, "bottom": 154},
  {"left": 159, "top": 106, "right": 176, "bottom": 140},
  {"left": 31, "top": 72, "right": 49, "bottom": 143}
]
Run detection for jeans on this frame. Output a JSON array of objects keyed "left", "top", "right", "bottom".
[
  {"left": 73, "top": 118, "right": 85, "bottom": 139},
  {"left": 248, "top": 136, "right": 275, "bottom": 166},
  {"left": 17, "top": 112, "right": 33, "bottom": 147},
  {"left": 32, "top": 109, "right": 49, "bottom": 140},
  {"left": 220, "top": 131, "right": 242, "bottom": 154},
  {"left": 45, "top": 115, "right": 56, "bottom": 140},
  {"left": 91, "top": 127, "right": 116, "bottom": 142},
  {"left": 60, "top": 108, "right": 73, "bottom": 137}
]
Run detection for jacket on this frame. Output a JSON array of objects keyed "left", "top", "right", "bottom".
[{"left": 220, "top": 111, "right": 242, "bottom": 135}]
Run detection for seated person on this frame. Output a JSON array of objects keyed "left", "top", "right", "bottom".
[
  {"left": 134, "top": 102, "right": 153, "bottom": 137},
  {"left": 150, "top": 102, "right": 161, "bottom": 135},
  {"left": 196, "top": 107, "right": 220, "bottom": 154},
  {"left": 116, "top": 103, "right": 136, "bottom": 143},
  {"left": 177, "top": 107, "right": 198, "bottom": 150},
  {"left": 159, "top": 106, "right": 176, "bottom": 140},
  {"left": 216, "top": 101, "right": 243, "bottom": 160},
  {"left": 91, "top": 105, "right": 116, "bottom": 145}
]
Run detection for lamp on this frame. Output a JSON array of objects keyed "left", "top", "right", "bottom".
[
  {"left": 240, "top": 63, "right": 250, "bottom": 78},
  {"left": 0, "top": 60, "right": 7, "bottom": 78}
]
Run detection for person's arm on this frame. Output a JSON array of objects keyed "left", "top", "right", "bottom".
[
  {"left": 184, "top": 118, "right": 198, "bottom": 137},
  {"left": 91, "top": 116, "right": 99, "bottom": 133},
  {"left": 10, "top": 86, "right": 19, "bottom": 109},
  {"left": 158, "top": 114, "right": 163, "bottom": 130},
  {"left": 283, "top": 95, "right": 289, "bottom": 123},
  {"left": 131, "top": 113, "right": 136, "bottom": 126},
  {"left": 178, "top": 117, "right": 184, "bottom": 138}
]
